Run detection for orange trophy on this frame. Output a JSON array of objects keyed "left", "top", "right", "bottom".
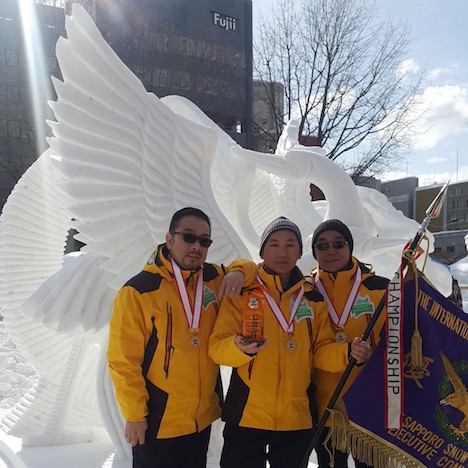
[{"left": 242, "top": 290, "right": 265, "bottom": 344}]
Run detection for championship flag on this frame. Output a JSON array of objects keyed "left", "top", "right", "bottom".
[
  {"left": 343, "top": 270, "right": 468, "bottom": 467},
  {"left": 300, "top": 181, "right": 451, "bottom": 468},
  {"left": 384, "top": 262, "right": 405, "bottom": 430}
]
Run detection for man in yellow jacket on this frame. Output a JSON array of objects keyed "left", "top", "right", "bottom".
[
  {"left": 108, "top": 207, "right": 254, "bottom": 468},
  {"left": 209, "top": 217, "right": 371, "bottom": 468},
  {"left": 311, "top": 219, "right": 389, "bottom": 468}
]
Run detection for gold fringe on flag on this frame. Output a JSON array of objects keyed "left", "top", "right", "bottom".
[{"left": 329, "top": 421, "right": 426, "bottom": 467}]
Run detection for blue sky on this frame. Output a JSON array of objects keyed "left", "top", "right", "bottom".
[{"left": 252, "top": 0, "right": 468, "bottom": 187}]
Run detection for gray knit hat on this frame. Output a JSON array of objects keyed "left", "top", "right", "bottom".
[
  {"left": 260, "top": 217, "right": 303, "bottom": 256},
  {"left": 311, "top": 219, "right": 353, "bottom": 259}
]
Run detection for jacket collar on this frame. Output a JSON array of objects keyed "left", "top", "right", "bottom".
[
  {"left": 257, "top": 264, "right": 304, "bottom": 296},
  {"left": 143, "top": 243, "right": 203, "bottom": 281},
  {"left": 316, "top": 257, "right": 360, "bottom": 289}
]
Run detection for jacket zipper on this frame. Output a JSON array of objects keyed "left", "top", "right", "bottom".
[{"left": 164, "top": 304, "right": 174, "bottom": 378}]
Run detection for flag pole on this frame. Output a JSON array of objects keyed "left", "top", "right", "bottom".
[{"left": 301, "top": 180, "right": 450, "bottom": 467}]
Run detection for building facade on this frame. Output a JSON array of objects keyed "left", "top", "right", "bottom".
[
  {"left": 414, "top": 180, "right": 468, "bottom": 233},
  {"left": 381, "top": 176, "right": 418, "bottom": 219},
  {"left": 0, "top": 0, "right": 64, "bottom": 207},
  {"left": 0, "top": 0, "right": 255, "bottom": 211},
  {"left": 379, "top": 178, "right": 468, "bottom": 265},
  {"left": 413, "top": 181, "right": 468, "bottom": 265},
  {"left": 432, "top": 230, "right": 468, "bottom": 265},
  {"left": 252, "top": 79, "right": 283, "bottom": 153},
  {"left": 85, "top": 0, "right": 253, "bottom": 148}
]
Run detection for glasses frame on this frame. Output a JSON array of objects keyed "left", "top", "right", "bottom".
[
  {"left": 171, "top": 231, "right": 213, "bottom": 248},
  {"left": 314, "top": 240, "right": 348, "bottom": 251}
]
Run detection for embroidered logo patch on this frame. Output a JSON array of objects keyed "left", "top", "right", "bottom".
[
  {"left": 351, "top": 295, "right": 374, "bottom": 318},
  {"left": 203, "top": 286, "right": 217, "bottom": 309},
  {"left": 295, "top": 302, "right": 313, "bottom": 322}
]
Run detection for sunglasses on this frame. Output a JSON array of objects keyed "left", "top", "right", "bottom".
[
  {"left": 314, "top": 240, "right": 348, "bottom": 251},
  {"left": 171, "top": 231, "right": 213, "bottom": 248}
]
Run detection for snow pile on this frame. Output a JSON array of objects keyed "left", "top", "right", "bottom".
[{"left": 0, "top": 321, "right": 38, "bottom": 411}]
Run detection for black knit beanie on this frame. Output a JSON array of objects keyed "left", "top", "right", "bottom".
[
  {"left": 260, "top": 217, "right": 303, "bottom": 256},
  {"left": 311, "top": 219, "right": 353, "bottom": 259}
]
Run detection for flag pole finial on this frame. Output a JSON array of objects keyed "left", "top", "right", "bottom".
[{"left": 426, "top": 180, "right": 450, "bottom": 219}]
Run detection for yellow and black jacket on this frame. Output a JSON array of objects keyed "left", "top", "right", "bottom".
[
  {"left": 209, "top": 265, "right": 351, "bottom": 432},
  {"left": 108, "top": 244, "right": 253, "bottom": 439},
  {"left": 312, "top": 257, "right": 389, "bottom": 425}
]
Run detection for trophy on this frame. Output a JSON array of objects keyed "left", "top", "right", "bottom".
[{"left": 241, "top": 290, "right": 265, "bottom": 344}]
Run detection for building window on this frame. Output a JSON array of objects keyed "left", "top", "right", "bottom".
[
  {"left": 449, "top": 200, "right": 462, "bottom": 210},
  {"left": 5, "top": 49, "right": 19, "bottom": 67},
  {"left": 6, "top": 85, "right": 20, "bottom": 103},
  {"left": 449, "top": 186, "right": 463, "bottom": 196},
  {"left": 446, "top": 245, "right": 455, "bottom": 253},
  {"left": 7, "top": 120, "right": 20, "bottom": 138},
  {"left": 20, "top": 123, "right": 32, "bottom": 140}
]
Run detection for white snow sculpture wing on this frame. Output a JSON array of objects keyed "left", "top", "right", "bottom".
[
  {"left": 23, "top": 4, "right": 252, "bottom": 334},
  {"left": 0, "top": 153, "right": 71, "bottom": 374},
  {"left": 0, "top": 153, "right": 104, "bottom": 439},
  {"left": 162, "top": 95, "right": 279, "bottom": 259}
]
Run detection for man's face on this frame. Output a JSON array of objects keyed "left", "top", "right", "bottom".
[
  {"left": 314, "top": 230, "right": 351, "bottom": 273},
  {"left": 261, "top": 230, "right": 301, "bottom": 277},
  {"left": 166, "top": 215, "right": 211, "bottom": 270}
]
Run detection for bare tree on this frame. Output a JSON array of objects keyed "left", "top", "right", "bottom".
[{"left": 254, "top": 0, "right": 424, "bottom": 177}]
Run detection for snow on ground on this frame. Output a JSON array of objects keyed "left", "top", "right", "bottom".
[
  {"left": 0, "top": 320, "right": 322, "bottom": 468},
  {"left": 0, "top": 319, "right": 122, "bottom": 467},
  {"left": 0, "top": 325, "right": 37, "bottom": 413}
]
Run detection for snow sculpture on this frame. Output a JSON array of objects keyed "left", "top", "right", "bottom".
[{"left": 0, "top": 3, "right": 452, "bottom": 460}]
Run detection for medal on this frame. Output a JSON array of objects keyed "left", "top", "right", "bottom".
[
  {"left": 257, "top": 276, "right": 304, "bottom": 348},
  {"left": 315, "top": 268, "right": 362, "bottom": 343},
  {"left": 335, "top": 330, "right": 347, "bottom": 343},
  {"left": 189, "top": 333, "right": 200, "bottom": 347},
  {"left": 171, "top": 258, "right": 204, "bottom": 345},
  {"left": 285, "top": 336, "right": 297, "bottom": 351}
]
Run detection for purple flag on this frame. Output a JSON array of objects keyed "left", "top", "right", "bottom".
[{"left": 343, "top": 271, "right": 468, "bottom": 466}]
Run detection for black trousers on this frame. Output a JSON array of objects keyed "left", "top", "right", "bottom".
[
  {"left": 220, "top": 423, "right": 314, "bottom": 468},
  {"left": 315, "top": 427, "right": 373, "bottom": 468},
  {"left": 132, "top": 425, "right": 211, "bottom": 468}
]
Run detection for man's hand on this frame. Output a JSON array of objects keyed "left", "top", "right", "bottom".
[
  {"left": 234, "top": 334, "right": 268, "bottom": 354},
  {"left": 219, "top": 271, "right": 244, "bottom": 299},
  {"left": 125, "top": 420, "right": 147, "bottom": 446},
  {"left": 350, "top": 337, "right": 371, "bottom": 365}
]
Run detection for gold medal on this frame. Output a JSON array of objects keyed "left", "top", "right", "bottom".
[
  {"left": 189, "top": 334, "right": 200, "bottom": 347},
  {"left": 285, "top": 337, "right": 297, "bottom": 351},
  {"left": 335, "top": 331, "right": 347, "bottom": 343}
]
